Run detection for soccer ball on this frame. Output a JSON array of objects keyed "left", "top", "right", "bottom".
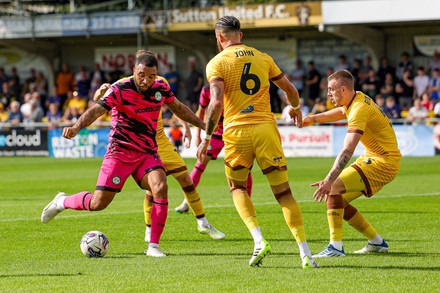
[{"left": 80, "top": 230, "right": 109, "bottom": 258}]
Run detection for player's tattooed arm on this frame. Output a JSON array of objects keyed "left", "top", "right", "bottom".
[
  {"left": 205, "top": 81, "right": 224, "bottom": 135},
  {"left": 326, "top": 148, "right": 354, "bottom": 183},
  {"left": 325, "top": 131, "right": 360, "bottom": 183},
  {"left": 167, "top": 99, "right": 205, "bottom": 130},
  {"left": 63, "top": 103, "right": 108, "bottom": 139},
  {"left": 74, "top": 103, "right": 108, "bottom": 130}
]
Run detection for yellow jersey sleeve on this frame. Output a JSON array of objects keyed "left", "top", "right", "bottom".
[
  {"left": 206, "top": 44, "right": 283, "bottom": 129},
  {"left": 345, "top": 92, "right": 401, "bottom": 159}
]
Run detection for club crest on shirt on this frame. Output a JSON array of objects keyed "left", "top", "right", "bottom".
[
  {"left": 155, "top": 92, "right": 162, "bottom": 101},
  {"left": 112, "top": 176, "right": 121, "bottom": 185}
]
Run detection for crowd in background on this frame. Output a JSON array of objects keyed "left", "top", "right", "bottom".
[{"left": 1, "top": 51, "right": 440, "bottom": 129}]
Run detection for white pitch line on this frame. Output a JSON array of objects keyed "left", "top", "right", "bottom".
[{"left": 1, "top": 192, "right": 439, "bottom": 223}]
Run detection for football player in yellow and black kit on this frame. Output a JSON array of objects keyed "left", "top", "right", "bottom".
[
  {"left": 301, "top": 69, "right": 401, "bottom": 257},
  {"left": 197, "top": 15, "right": 318, "bottom": 269}
]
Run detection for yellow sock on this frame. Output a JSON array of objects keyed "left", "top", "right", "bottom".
[
  {"left": 328, "top": 208, "right": 344, "bottom": 242},
  {"left": 143, "top": 195, "right": 152, "bottom": 226},
  {"left": 277, "top": 194, "right": 306, "bottom": 243},
  {"left": 232, "top": 188, "right": 259, "bottom": 231},
  {"left": 182, "top": 185, "right": 205, "bottom": 218},
  {"left": 347, "top": 211, "right": 377, "bottom": 240}
]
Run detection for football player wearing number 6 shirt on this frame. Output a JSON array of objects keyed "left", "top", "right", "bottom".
[
  {"left": 197, "top": 15, "right": 319, "bottom": 269},
  {"left": 41, "top": 50, "right": 205, "bottom": 258},
  {"left": 174, "top": 84, "right": 253, "bottom": 213}
]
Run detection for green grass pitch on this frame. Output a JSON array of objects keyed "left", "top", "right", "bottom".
[{"left": 1, "top": 156, "right": 439, "bottom": 292}]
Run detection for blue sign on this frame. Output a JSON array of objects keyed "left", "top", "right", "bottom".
[{"left": 49, "top": 128, "right": 109, "bottom": 158}]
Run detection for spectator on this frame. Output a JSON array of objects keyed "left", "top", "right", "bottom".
[
  {"left": 7, "top": 100, "right": 23, "bottom": 125},
  {"left": 413, "top": 66, "right": 430, "bottom": 99},
  {"left": 396, "top": 51, "right": 414, "bottom": 81},
  {"left": 28, "top": 97, "right": 45, "bottom": 123},
  {"left": 289, "top": 59, "right": 306, "bottom": 96},
  {"left": 34, "top": 71, "right": 48, "bottom": 102},
  {"left": 380, "top": 72, "right": 395, "bottom": 98},
  {"left": 420, "top": 93, "right": 434, "bottom": 111},
  {"left": 306, "top": 61, "right": 321, "bottom": 107},
  {"left": 8, "top": 67, "right": 21, "bottom": 99},
  {"left": 45, "top": 102, "right": 63, "bottom": 125},
  {"left": 429, "top": 50, "right": 440, "bottom": 74},
  {"left": 56, "top": 63, "right": 75, "bottom": 107},
  {"left": 163, "top": 63, "right": 180, "bottom": 96},
  {"left": 395, "top": 69, "right": 414, "bottom": 111},
  {"left": 407, "top": 98, "right": 428, "bottom": 125},
  {"left": 374, "top": 94, "right": 386, "bottom": 111},
  {"left": 428, "top": 68, "right": 440, "bottom": 103},
  {"left": 0, "top": 67, "right": 9, "bottom": 92},
  {"left": 45, "top": 87, "right": 62, "bottom": 111},
  {"left": 384, "top": 96, "right": 401, "bottom": 120},
  {"left": 63, "top": 91, "right": 87, "bottom": 120},
  {"left": 63, "top": 106, "right": 81, "bottom": 125},
  {"left": 168, "top": 120, "right": 183, "bottom": 153},
  {"left": 359, "top": 55, "right": 374, "bottom": 82},
  {"left": 377, "top": 56, "right": 395, "bottom": 87},
  {"left": 0, "top": 81, "right": 16, "bottom": 108},
  {"left": 75, "top": 65, "right": 91, "bottom": 98},
  {"left": 311, "top": 98, "right": 326, "bottom": 115},
  {"left": 350, "top": 58, "right": 362, "bottom": 91},
  {"left": 185, "top": 56, "right": 203, "bottom": 112},
  {"left": 0, "top": 102, "right": 8, "bottom": 122},
  {"left": 20, "top": 93, "right": 32, "bottom": 122},
  {"left": 22, "top": 68, "right": 36, "bottom": 96},
  {"left": 335, "top": 54, "right": 350, "bottom": 71},
  {"left": 89, "top": 63, "right": 108, "bottom": 97},
  {"left": 108, "top": 64, "right": 125, "bottom": 84},
  {"left": 361, "top": 69, "right": 380, "bottom": 98}
]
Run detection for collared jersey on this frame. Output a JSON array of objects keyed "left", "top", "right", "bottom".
[
  {"left": 98, "top": 76, "right": 175, "bottom": 154},
  {"left": 343, "top": 91, "right": 401, "bottom": 159},
  {"left": 206, "top": 43, "right": 283, "bottom": 129}
]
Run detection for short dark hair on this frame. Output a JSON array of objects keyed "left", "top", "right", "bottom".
[
  {"left": 215, "top": 15, "right": 240, "bottom": 33},
  {"left": 135, "top": 50, "right": 158, "bottom": 68}
]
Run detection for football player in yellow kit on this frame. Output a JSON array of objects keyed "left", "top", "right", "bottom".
[
  {"left": 301, "top": 69, "right": 401, "bottom": 257},
  {"left": 197, "top": 15, "right": 318, "bottom": 269}
]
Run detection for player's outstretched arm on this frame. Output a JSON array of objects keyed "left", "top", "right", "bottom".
[
  {"left": 63, "top": 103, "right": 108, "bottom": 139},
  {"left": 167, "top": 99, "right": 205, "bottom": 130},
  {"left": 300, "top": 107, "right": 346, "bottom": 128}
]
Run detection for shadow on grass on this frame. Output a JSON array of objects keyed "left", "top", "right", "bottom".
[{"left": 0, "top": 273, "right": 83, "bottom": 278}]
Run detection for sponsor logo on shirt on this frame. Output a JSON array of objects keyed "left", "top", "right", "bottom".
[
  {"left": 240, "top": 105, "right": 254, "bottom": 113},
  {"left": 134, "top": 105, "right": 162, "bottom": 114}
]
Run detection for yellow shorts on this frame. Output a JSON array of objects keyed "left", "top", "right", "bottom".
[
  {"left": 340, "top": 155, "right": 400, "bottom": 200},
  {"left": 157, "top": 133, "right": 187, "bottom": 178},
  {"left": 223, "top": 123, "right": 288, "bottom": 186}
]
